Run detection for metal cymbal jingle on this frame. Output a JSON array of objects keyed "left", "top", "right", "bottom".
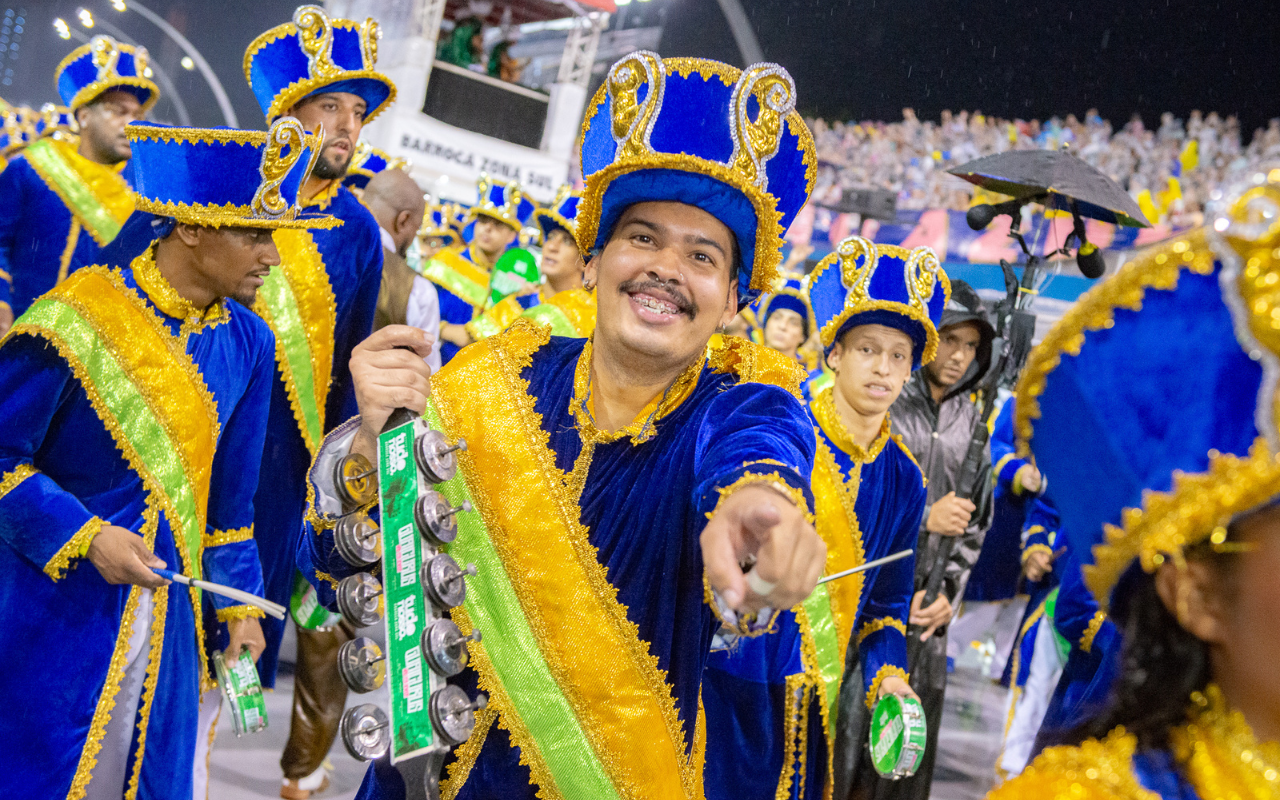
[
  {"left": 334, "top": 452, "right": 377, "bottom": 509},
  {"left": 429, "top": 686, "right": 485, "bottom": 746},
  {"left": 414, "top": 491, "right": 471, "bottom": 547},
  {"left": 340, "top": 704, "right": 390, "bottom": 761},
  {"left": 334, "top": 510, "right": 382, "bottom": 567},
  {"left": 336, "top": 572, "right": 385, "bottom": 627},
  {"left": 420, "top": 618, "right": 480, "bottom": 677},
  {"left": 422, "top": 553, "right": 475, "bottom": 610},
  {"left": 414, "top": 429, "right": 467, "bottom": 484},
  {"left": 337, "top": 636, "right": 387, "bottom": 693}
]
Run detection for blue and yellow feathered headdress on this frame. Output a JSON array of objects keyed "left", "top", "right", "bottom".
[
  {"left": 342, "top": 141, "right": 410, "bottom": 189},
  {"left": 244, "top": 5, "right": 396, "bottom": 124},
  {"left": 418, "top": 204, "right": 463, "bottom": 248},
  {"left": 577, "top": 52, "right": 816, "bottom": 309},
  {"left": 805, "top": 236, "right": 950, "bottom": 366},
  {"left": 759, "top": 272, "right": 815, "bottom": 337},
  {"left": 533, "top": 184, "right": 582, "bottom": 244},
  {"left": 55, "top": 36, "right": 158, "bottom": 113},
  {"left": 468, "top": 173, "right": 535, "bottom": 232},
  {"left": 1016, "top": 165, "right": 1280, "bottom": 609},
  {"left": 35, "top": 103, "right": 77, "bottom": 140},
  {"left": 127, "top": 117, "right": 339, "bottom": 230}
]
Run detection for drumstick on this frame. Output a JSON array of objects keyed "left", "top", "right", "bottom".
[
  {"left": 816, "top": 549, "right": 914, "bottom": 586},
  {"left": 152, "top": 568, "right": 287, "bottom": 620}
]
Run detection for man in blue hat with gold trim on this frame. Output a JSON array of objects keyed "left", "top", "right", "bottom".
[
  {"left": 432, "top": 174, "right": 535, "bottom": 362},
  {"left": 241, "top": 6, "right": 401, "bottom": 796},
  {"left": 989, "top": 166, "right": 1280, "bottom": 800},
  {"left": 297, "top": 50, "right": 829, "bottom": 799},
  {"left": 0, "top": 35, "right": 157, "bottom": 337},
  {"left": 466, "top": 184, "right": 594, "bottom": 340},
  {"left": 0, "top": 117, "right": 334, "bottom": 800}
]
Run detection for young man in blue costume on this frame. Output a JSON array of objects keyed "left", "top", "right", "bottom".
[
  {"left": 990, "top": 168, "right": 1280, "bottom": 799},
  {"left": 756, "top": 272, "right": 824, "bottom": 392},
  {"left": 0, "top": 117, "right": 332, "bottom": 800},
  {"left": 466, "top": 184, "right": 594, "bottom": 341},
  {"left": 702, "top": 237, "right": 946, "bottom": 800},
  {"left": 0, "top": 35, "right": 157, "bottom": 337},
  {"left": 299, "top": 51, "right": 829, "bottom": 799},
  {"left": 434, "top": 175, "right": 535, "bottom": 362},
  {"left": 242, "top": 7, "right": 396, "bottom": 796}
]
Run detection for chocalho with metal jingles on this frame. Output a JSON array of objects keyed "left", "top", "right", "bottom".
[{"left": 329, "top": 400, "right": 483, "bottom": 800}]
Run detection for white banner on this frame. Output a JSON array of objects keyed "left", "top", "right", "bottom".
[{"left": 381, "top": 111, "right": 569, "bottom": 204}]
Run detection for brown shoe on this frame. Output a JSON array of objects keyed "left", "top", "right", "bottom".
[{"left": 280, "top": 772, "right": 330, "bottom": 800}]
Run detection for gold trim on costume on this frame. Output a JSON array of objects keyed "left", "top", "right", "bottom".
[
  {"left": 865, "top": 664, "right": 910, "bottom": 711},
  {"left": 124, "top": 582, "right": 168, "bottom": 800},
  {"left": 57, "top": 219, "right": 82, "bottom": 284},
  {"left": 0, "top": 462, "right": 37, "bottom": 499},
  {"left": 1021, "top": 543, "right": 1054, "bottom": 564},
  {"left": 440, "top": 702, "right": 497, "bottom": 800},
  {"left": 1079, "top": 610, "right": 1107, "bottom": 654},
  {"left": 855, "top": 617, "right": 907, "bottom": 649},
  {"left": 43, "top": 516, "right": 103, "bottom": 581},
  {"left": 811, "top": 385, "right": 892, "bottom": 462},
  {"left": 203, "top": 526, "right": 253, "bottom": 547},
  {"left": 55, "top": 36, "right": 159, "bottom": 113},
  {"left": 216, "top": 604, "right": 266, "bottom": 622},
  {"left": 706, "top": 334, "right": 808, "bottom": 401}
]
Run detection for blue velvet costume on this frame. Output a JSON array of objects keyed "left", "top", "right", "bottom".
[
  {"left": 705, "top": 236, "right": 948, "bottom": 800},
  {"left": 300, "top": 333, "right": 816, "bottom": 798},
  {"left": 0, "top": 36, "right": 157, "bottom": 318},
  {"left": 243, "top": 6, "right": 394, "bottom": 685},
  {"left": 998, "top": 496, "right": 1063, "bottom": 688}
]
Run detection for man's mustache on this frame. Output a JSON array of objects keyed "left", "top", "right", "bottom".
[{"left": 617, "top": 277, "right": 698, "bottom": 318}]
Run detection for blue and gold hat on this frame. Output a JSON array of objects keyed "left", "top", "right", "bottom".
[
  {"left": 342, "top": 141, "right": 409, "bottom": 189},
  {"left": 1015, "top": 165, "right": 1280, "bottom": 609},
  {"left": 35, "top": 103, "right": 77, "bottom": 140},
  {"left": 1, "top": 105, "right": 36, "bottom": 156},
  {"left": 126, "top": 117, "right": 339, "bottom": 230},
  {"left": 55, "top": 36, "right": 158, "bottom": 113},
  {"left": 468, "top": 173, "right": 535, "bottom": 232},
  {"left": 244, "top": 5, "right": 396, "bottom": 124},
  {"left": 805, "top": 236, "right": 950, "bottom": 366},
  {"left": 533, "top": 184, "right": 582, "bottom": 244},
  {"left": 758, "top": 272, "right": 815, "bottom": 337},
  {"left": 577, "top": 52, "right": 816, "bottom": 309},
  {"left": 418, "top": 204, "right": 462, "bottom": 248}
]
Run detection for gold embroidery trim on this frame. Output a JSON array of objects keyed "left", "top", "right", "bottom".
[
  {"left": 810, "top": 385, "right": 892, "bottom": 461},
  {"left": 991, "top": 727, "right": 1161, "bottom": 800},
  {"left": 773, "top": 672, "right": 810, "bottom": 800},
  {"left": 570, "top": 335, "right": 703, "bottom": 445},
  {"left": 203, "top": 526, "right": 253, "bottom": 547},
  {"left": 216, "top": 604, "right": 266, "bottom": 622},
  {"left": 314, "top": 570, "right": 340, "bottom": 591},
  {"left": 1021, "top": 543, "right": 1054, "bottom": 564},
  {"left": 0, "top": 462, "right": 37, "bottom": 499},
  {"left": 707, "top": 334, "right": 808, "bottom": 401},
  {"left": 57, "top": 219, "right": 81, "bottom": 284},
  {"left": 1080, "top": 611, "right": 1107, "bottom": 654},
  {"left": 434, "top": 318, "right": 701, "bottom": 798},
  {"left": 1174, "top": 684, "right": 1280, "bottom": 800},
  {"left": 44, "top": 516, "right": 103, "bottom": 581},
  {"left": 810, "top": 437, "right": 866, "bottom": 671},
  {"left": 855, "top": 617, "right": 907, "bottom": 649},
  {"left": 440, "top": 702, "right": 497, "bottom": 800},
  {"left": 865, "top": 664, "right": 910, "bottom": 711},
  {"left": 708, "top": 470, "right": 815, "bottom": 525},
  {"left": 133, "top": 246, "right": 229, "bottom": 339}
]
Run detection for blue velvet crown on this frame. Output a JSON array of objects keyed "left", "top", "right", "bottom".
[
  {"left": 533, "top": 184, "right": 581, "bottom": 243},
  {"left": 127, "top": 118, "right": 339, "bottom": 230},
  {"left": 55, "top": 36, "right": 158, "bottom": 113},
  {"left": 244, "top": 5, "right": 396, "bottom": 124},
  {"left": 577, "top": 52, "right": 816, "bottom": 309},
  {"left": 468, "top": 174, "right": 535, "bottom": 232},
  {"left": 1015, "top": 166, "right": 1280, "bottom": 609},
  {"left": 342, "top": 141, "right": 409, "bottom": 189},
  {"left": 419, "top": 204, "right": 463, "bottom": 247},
  {"left": 805, "top": 236, "right": 950, "bottom": 366},
  {"left": 35, "top": 104, "right": 77, "bottom": 140},
  {"left": 759, "top": 273, "right": 815, "bottom": 335}
]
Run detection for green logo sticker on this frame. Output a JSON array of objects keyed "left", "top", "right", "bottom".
[{"left": 869, "top": 694, "right": 927, "bottom": 779}]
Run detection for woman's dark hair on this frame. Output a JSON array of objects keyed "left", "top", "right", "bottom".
[{"left": 1065, "top": 537, "right": 1239, "bottom": 751}]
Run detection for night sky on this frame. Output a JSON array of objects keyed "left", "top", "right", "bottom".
[{"left": 7, "top": 0, "right": 1280, "bottom": 134}]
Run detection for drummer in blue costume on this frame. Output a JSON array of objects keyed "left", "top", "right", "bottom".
[
  {"left": 298, "top": 51, "right": 829, "bottom": 799},
  {"left": 703, "top": 237, "right": 946, "bottom": 800},
  {"left": 990, "top": 167, "right": 1280, "bottom": 798},
  {"left": 0, "top": 116, "right": 332, "bottom": 800},
  {"left": 0, "top": 35, "right": 157, "bottom": 337},
  {"left": 467, "top": 184, "right": 595, "bottom": 340},
  {"left": 433, "top": 175, "right": 535, "bottom": 362}
]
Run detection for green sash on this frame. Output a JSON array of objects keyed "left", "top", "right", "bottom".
[
  {"left": 522, "top": 302, "right": 578, "bottom": 337},
  {"left": 424, "top": 249, "right": 489, "bottom": 308},
  {"left": 800, "top": 589, "right": 844, "bottom": 740},
  {"left": 23, "top": 139, "right": 131, "bottom": 246},
  {"left": 12, "top": 267, "right": 218, "bottom": 577}
]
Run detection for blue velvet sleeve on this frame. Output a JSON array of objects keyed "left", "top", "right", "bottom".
[
  {"left": 201, "top": 319, "right": 275, "bottom": 610},
  {"left": 0, "top": 159, "right": 26, "bottom": 312},
  {"left": 692, "top": 383, "right": 815, "bottom": 519},
  {"left": 1021, "top": 497, "right": 1060, "bottom": 558},
  {"left": 856, "top": 460, "right": 926, "bottom": 702},
  {"left": 326, "top": 209, "right": 383, "bottom": 428},
  {"left": 991, "top": 399, "right": 1029, "bottom": 489},
  {"left": 0, "top": 334, "right": 100, "bottom": 577},
  {"left": 1053, "top": 550, "right": 1113, "bottom": 653}
]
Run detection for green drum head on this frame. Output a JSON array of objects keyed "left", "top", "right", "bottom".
[{"left": 869, "top": 693, "right": 927, "bottom": 779}]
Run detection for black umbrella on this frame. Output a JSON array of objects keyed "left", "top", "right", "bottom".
[{"left": 949, "top": 149, "right": 1151, "bottom": 228}]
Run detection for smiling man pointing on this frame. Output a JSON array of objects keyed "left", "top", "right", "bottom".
[{"left": 298, "top": 51, "right": 827, "bottom": 799}]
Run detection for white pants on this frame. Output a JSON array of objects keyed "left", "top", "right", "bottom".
[
  {"left": 190, "top": 688, "right": 222, "bottom": 800},
  {"left": 85, "top": 589, "right": 154, "bottom": 800},
  {"left": 998, "top": 615, "right": 1067, "bottom": 777}
]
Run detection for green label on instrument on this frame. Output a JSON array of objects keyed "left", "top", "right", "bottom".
[
  {"left": 378, "top": 421, "right": 435, "bottom": 762},
  {"left": 290, "top": 572, "right": 343, "bottom": 630},
  {"left": 869, "top": 694, "right": 927, "bottom": 779},
  {"left": 214, "top": 647, "right": 268, "bottom": 736}
]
